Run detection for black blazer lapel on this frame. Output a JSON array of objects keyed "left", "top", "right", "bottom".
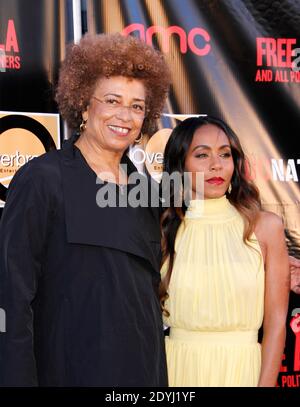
[{"left": 59, "top": 138, "right": 161, "bottom": 274}]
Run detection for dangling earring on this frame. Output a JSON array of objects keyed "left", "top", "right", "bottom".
[
  {"left": 134, "top": 133, "right": 144, "bottom": 144},
  {"left": 80, "top": 119, "right": 87, "bottom": 133},
  {"left": 227, "top": 183, "right": 232, "bottom": 194}
]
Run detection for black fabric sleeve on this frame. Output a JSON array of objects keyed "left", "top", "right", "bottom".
[{"left": 0, "top": 162, "right": 52, "bottom": 386}]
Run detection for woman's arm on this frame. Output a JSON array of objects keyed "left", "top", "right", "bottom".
[
  {"left": 289, "top": 256, "right": 300, "bottom": 294},
  {"left": 255, "top": 212, "right": 290, "bottom": 387},
  {"left": 0, "top": 161, "right": 52, "bottom": 386}
]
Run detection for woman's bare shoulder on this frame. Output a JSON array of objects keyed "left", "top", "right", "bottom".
[
  {"left": 255, "top": 210, "right": 285, "bottom": 242},
  {"left": 256, "top": 210, "right": 283, "bottom": 227}
]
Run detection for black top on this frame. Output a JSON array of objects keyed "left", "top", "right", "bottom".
[{"left": 0, "top": 137, "right": 167, "bottom": 386}]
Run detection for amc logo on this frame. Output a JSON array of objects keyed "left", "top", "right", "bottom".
[{"left": 122, "top": 24, "right": 211, "bottom": 56}]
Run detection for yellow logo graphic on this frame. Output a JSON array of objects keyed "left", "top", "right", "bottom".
[{"left": 0, "top": 111, "right": 60, "bottom": 207}]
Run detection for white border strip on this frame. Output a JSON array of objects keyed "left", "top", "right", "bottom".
[
  {"left": 163, "top": 114, "right": 208, "bottom": 118},
  {"left": 72, "top": 0, "right": 82, "bottom": 44}
]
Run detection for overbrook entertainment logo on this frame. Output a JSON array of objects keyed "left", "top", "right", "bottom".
[
  {"left": 0, "top": 150, "right": 38, "bottom": 188},
  {"left": 95, "top": 166, "right": 204, "bottom": 208},
  {"left": 0, "top": 150, "right": 38, "bottom": 167},
  {"left": 129, "top": 148, "right": 164, "bottom": 167},
  {"left": 0, "top": 307, "right": 6, "bottom": 332}
]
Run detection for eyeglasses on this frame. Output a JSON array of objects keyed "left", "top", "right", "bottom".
[{"left": 91, "top": 96, "right": 146, "bottom": 118}]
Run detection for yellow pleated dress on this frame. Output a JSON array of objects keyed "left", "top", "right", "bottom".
[{"left": 162, "top": 195, "right": 264, "bottom": 387}]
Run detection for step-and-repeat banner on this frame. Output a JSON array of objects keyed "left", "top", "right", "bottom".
[
  {"left": 87, "top": 0, "right": 300, "bottom": 387},
  {"left": 0, "top": 0, "right": 299, "bottom": 387},
  {"left": 0, "top": 0, "right": 70, "bottom": 205}
]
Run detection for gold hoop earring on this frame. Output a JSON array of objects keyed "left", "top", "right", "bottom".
[
  {"left": 80, "top": 119, "right": 87, "bottom": 133},
  {"left": 134, "top": 133, "right": 144, "bottom": 144}
]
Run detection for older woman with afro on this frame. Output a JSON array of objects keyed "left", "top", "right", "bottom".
[{"left": 0, "top": 33, "right": 171, "bottom": 386}]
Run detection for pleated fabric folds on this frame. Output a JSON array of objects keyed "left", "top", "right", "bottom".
[{"left": 162, "top": 196, "right": 264, "bottom": 387}]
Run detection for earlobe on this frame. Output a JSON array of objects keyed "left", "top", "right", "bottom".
[{"left": 82, "top": 110, "right": 88, "bottom": 122}]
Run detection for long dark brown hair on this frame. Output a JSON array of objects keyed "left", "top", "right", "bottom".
[{"left": 159, "top": 116, "right": 261, "bottom": 314}]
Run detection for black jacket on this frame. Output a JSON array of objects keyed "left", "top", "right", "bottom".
[{"left": 0, "top": 137, "right": 167, "bottom": 386}]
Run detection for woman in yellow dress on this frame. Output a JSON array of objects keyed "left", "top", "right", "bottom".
[{"left": 160, "top": 116, "right": 290, "bottom": 387}]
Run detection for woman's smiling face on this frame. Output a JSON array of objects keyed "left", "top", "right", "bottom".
[{"left": 82, "top": 75, "right": 146, "bottom": 153}]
